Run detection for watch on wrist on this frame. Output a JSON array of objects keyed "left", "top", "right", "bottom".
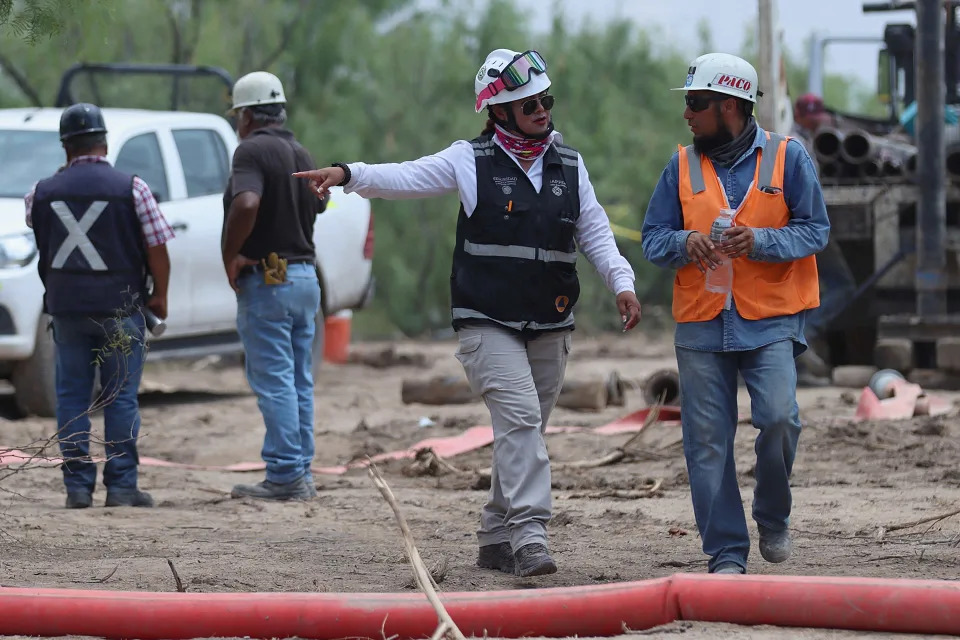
[{"left": 331, "top": 162, "right": 351, "bottom": 187}]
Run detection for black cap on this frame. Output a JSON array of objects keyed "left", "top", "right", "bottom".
[{"left": 59, "top": 103, "right": 107, "bottom": 141}]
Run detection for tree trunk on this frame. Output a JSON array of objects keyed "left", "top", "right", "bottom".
[
  {"left": 401, "top": 376, "right": 478, "bottom": 405},
  {"left": 400, "top": 374, "right": 617, "bottom": 412},
  {"left": 556, "top": 378, "right": 609, "bottom": 411}
]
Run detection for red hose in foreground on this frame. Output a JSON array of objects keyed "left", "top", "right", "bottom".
[{"left": 1, "top": 573, "right": 959, "bottom": 639}]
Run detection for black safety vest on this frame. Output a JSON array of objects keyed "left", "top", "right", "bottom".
[
  {"left": 450, "top": 134, "right": 581, "bottom": 331},
  {"left": 32, "top": 161, "right": 147, "bottom": 316}
]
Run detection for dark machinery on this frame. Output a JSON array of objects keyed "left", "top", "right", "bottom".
[{"left": 810, "top": 1, "right": 960, "bottom": 380}]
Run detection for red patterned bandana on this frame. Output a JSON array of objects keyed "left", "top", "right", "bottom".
[{"left": 494, "top": 124, "right": 549, "bottom": 161}]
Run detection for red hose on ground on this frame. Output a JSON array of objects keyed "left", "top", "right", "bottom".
[{"left": 1, "top": 573, "right": 959, "bottom": 639}]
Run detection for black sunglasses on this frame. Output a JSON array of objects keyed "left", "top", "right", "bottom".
[
  {"left": 520, "top": 94, "right": 555, "bottom": 116},
  {"left": 684, "top": 94, "right": 728, "bottom": 113}
]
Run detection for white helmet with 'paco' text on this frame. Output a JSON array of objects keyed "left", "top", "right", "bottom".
[{"left": 672, "top": 53, "right": 760, "bottom": 103}]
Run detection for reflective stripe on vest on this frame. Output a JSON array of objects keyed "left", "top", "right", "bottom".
[
  {"left": 673, "top": 131, "right": 820, "bottom": 322},
  {"left": 451, "top": 306, "right": 575, "bottom": 331},
  {"left": 50, "top": 200, "right": 108, "bottom": 270},
  {"left": 473, "top": 138, "right": 579, "bottom": 167},
  {"left": 555, "top": 146, "right": 579, "bottom": 168},
  {"left": 463, "top": 239, "right": 577, "bottom": 264},
  {"left": 472, "top": 139, "right": 496, "bottom": 157},
  {"left": 684, "top": 132, "right": 784, "bottom": 195}
]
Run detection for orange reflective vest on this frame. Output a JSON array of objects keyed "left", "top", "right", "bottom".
[{"left": 673, "top": 132, "right": 819, "bottom": 323}]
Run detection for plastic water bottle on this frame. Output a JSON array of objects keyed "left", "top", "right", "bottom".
[{"left": 705, "top": 208, "right": 734, "bottom": 294}]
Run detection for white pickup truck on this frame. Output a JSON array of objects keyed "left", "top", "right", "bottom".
[{"left": 0, "top": 106, "right": 374, "bottom": 417}]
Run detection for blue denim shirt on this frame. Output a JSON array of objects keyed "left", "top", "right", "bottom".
[{"left": 641, "top": 126, "right": 830, "bottom": 353}]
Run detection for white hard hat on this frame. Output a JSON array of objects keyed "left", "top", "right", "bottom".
[
  {"left": 474, "top": 48, "right": 551, "bottom": 113},
  {"left": 229, "top": 71, "right": 286, "bottom": 114},
  {"left": 672, "top": 53, "right": 760, "bottom": 103}
]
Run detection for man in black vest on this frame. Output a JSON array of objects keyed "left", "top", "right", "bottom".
[
  {"left": 294, "top": 49, "right": 641, "bottom": 577},
  {"left": 27, "top": 103, "right": 173, "bottom": 509}
]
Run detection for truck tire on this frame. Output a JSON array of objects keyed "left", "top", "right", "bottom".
[
  {"left": 312, "top": 309, "right": 325, "bottom": 380},
  {"left": 12, "top": 316, "right": 57, "bottom": 418}
]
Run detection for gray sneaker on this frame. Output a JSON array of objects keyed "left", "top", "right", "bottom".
[
  {"left": 758, "top": 525, "right": 792, "bottom": 563},
  {"left": 231, "top": 477, "right": 311, "bottom": 501},
  {"left": 477, "top": 542, "right": 514, "bottom": 574},
  {"left": 514, "top": 543, "right": 557, "bottom": 577},
  {"left": 712, "top": 561, "right": 745, "bottom": 574}
]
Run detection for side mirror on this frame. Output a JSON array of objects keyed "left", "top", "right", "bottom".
[{"left": 877, "top": 48, "right": 891, "bottom": 105}]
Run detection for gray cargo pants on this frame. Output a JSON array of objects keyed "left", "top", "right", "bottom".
[{"left": 455, "top": 323, "right": 572, "bottom": 551}]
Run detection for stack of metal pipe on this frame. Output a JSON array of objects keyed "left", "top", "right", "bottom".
[
  {"left": 812, "top": 125, "right": 921, "bottom": 182},
  {"left": 811, "top": 121, "right": 960, "bottom": 184}
]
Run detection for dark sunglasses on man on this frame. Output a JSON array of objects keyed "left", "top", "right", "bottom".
[
  {"left": 684, "top": 93, "right": 729, "bottom": 113},
  {"left": 520, "top": 94, "right": 555, "bottom": 116}
]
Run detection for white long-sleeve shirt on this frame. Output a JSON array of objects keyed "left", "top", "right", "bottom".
[{"left": 344, "top": 131, "right": 635, "bottom": 295}]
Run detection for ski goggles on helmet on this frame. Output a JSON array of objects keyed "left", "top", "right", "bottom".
[{"left": 475, "top": 50, "right": 548, "bottom": 112}]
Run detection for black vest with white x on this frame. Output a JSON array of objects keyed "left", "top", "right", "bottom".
[
  {"left": 32, "top": 161, "right": 147, "bottom": 316},
  {"left": 450, "top": 134, "right": 581, "bottom": 332}
]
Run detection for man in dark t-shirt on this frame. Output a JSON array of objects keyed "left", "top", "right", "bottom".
[{"left": 222, "top": 71, "right": 325, "bottom": 501}]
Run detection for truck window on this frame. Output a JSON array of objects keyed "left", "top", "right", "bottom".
[
  {"left": 0, "top": 130, "right": 63, "bottom": 198},
  {"left": 115, "top": 132, "right": 170, "bottom": 202},
  {"left": 172, "top": 129, "right": 229, "bottom": 198}
]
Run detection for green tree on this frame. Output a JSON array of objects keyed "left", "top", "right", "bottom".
[{"left": 0, "top": 0, "right": 93, "bottom": 43}]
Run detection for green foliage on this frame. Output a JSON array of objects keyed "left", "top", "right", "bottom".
[
  {"left": 0, "top": 0, "right": 875, "bottom": 337},
  {"left": 0, "top": 0, "right": 88, "bottom": 43}
]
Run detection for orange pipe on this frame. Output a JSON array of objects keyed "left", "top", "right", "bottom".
[
  {"left": 671, "top": 574, "right": 960, "bottom": 634},
  {"left": 1, "top": 574, "right": 959, "bottom": 639}
]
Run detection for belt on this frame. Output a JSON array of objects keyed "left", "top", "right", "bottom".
[{"left": 239, "top": 257, "right": 314, "bottom": 276}]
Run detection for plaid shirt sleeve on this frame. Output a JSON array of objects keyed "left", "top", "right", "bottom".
[
  {"left": 132, "top": 177, "right": 175, "bottom": 247},
  {"left": 24, "top": 182, "right": 37, "bottom": 228}
]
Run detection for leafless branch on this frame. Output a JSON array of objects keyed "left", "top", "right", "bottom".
[
  {"left": 0, "top": 304, "right": 152, "bottom": 501},
  {"left": 367, "top": 461, "right": 465, "bottom": 640},
  {"left": 255, "top": 0, "right": 307, "bottom": 70},
  {"left": 166, "top": 558, "right": 185, "bottom": 592},
  {"left": 568, "top": 478, "right": 664, "bottom": 500},
  {"left": 883, "top": 508, "right": 960, "bottom": 534},
  {"left": 0, "top": 51, "right": 43, "bottom": 106}
]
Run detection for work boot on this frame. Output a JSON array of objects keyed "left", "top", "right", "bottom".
[
  {"left": 712, "top": 561, "right": 745, "bottom": 574},
  {"left": 513, "top": 543, "right": 557, "bottom": 577},
  {"left": 758, "top": 525, "right": 792, "bottom": 563},
  {"left": 231, "top": 476, "right": 311, "bottom": 501},
  {"left": 105, "top": 489, "right": 154, "bottom": 507},
  {"left": 477, "top": 542, "right": 515, "bottom": 574},
  {"left": 65, "top": 491, "right": 92, "bottom": 509}
]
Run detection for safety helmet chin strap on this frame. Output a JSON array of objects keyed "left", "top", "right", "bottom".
[{"left": 487, "top": 106, "right": 554, "bottom": 140}]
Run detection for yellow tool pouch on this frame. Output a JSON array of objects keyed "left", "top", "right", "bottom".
[{"left": 261, "top": 252, "right": 288, "bottom": 285}]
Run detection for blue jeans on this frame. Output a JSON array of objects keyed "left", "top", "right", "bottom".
[
  {"left": 236, "top": 262, "right": 320, "bottom": 484},
  {"left": 675, "top": 340, "right": 802, "bottom": 572},
  {"left": 51, "top": 313, "right": 147, "bottom": 494}
]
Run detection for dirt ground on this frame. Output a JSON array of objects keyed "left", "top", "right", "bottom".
[{"left": 1, "top": 330, "right": 959, "bottom": 640}]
